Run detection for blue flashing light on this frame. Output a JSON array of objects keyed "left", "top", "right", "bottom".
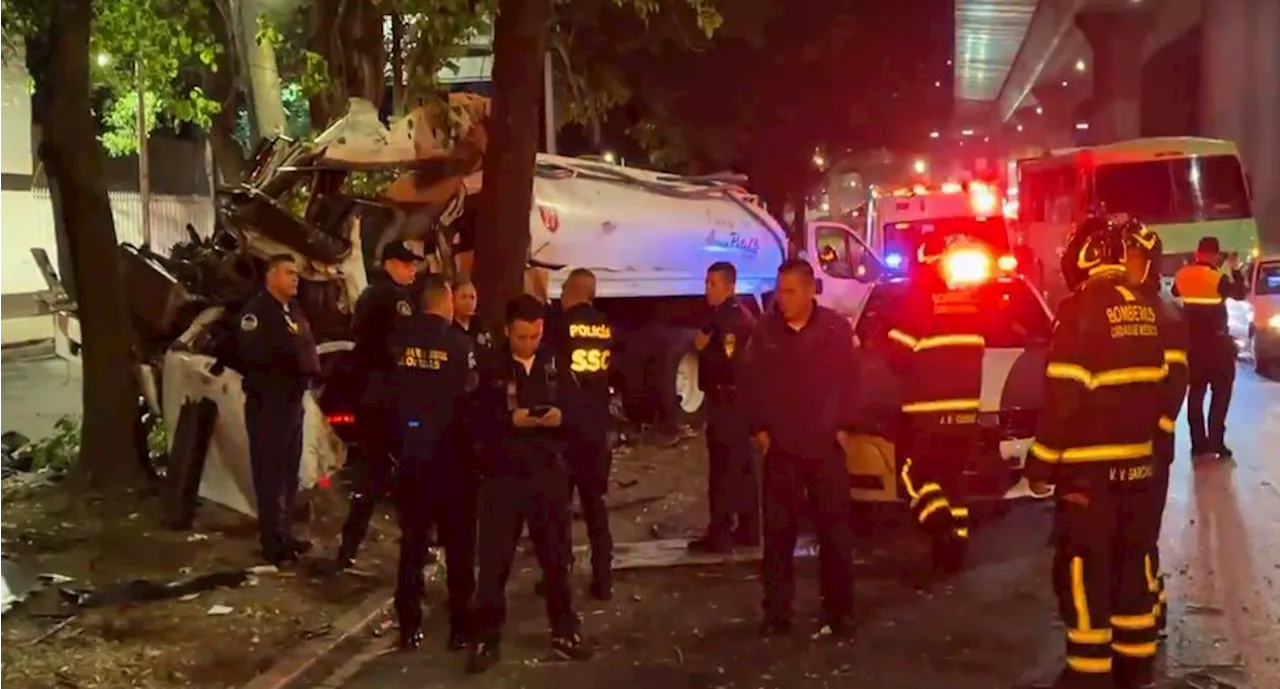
[{"left": 885, "top": 252, "right": 904, "bottom": 268}]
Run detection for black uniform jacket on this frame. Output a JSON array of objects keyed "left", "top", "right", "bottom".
[{"left": 236, "top": 291, "right": 321, "bottom": 397}]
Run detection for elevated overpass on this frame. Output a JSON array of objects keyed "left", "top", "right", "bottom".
[{"left": 950, "top": 0, "right": 1280, "bottom": 248}]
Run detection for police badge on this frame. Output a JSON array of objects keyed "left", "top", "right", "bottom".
[
  {"left": 723, "top": 333, "right": 736, "bottom": 358},
  {"left": 396, "top": 300, "right": 412, "bottom": 317},
  {"left": 477, "top": 332, "right": 491, "bottom": 347},
  {"left": 240, "top": 314, "right": 258, "bottom": 331}
]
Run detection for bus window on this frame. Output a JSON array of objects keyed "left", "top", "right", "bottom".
[{"left": 1094, "top": 155, "right": 1252, "bottom": 225}]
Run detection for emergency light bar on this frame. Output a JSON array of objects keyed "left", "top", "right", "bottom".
[{"left": 940, "top": 247, "right": 1019, "bottom": 288}]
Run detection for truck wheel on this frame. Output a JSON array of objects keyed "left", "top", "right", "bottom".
[{"left": 618, "top": 325, "right": 706, "bottom": 427}]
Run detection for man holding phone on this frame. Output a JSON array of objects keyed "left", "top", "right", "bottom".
[
  {"left": 467, "top": 295, "right": 592, "bottom": 674},
  {"left": 1172, "top": 237, "right": 1247, "bottom": 459}
]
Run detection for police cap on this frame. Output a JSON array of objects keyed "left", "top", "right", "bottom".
[{"left": 381, "top": 241, "right": 424, "bottom": 264}]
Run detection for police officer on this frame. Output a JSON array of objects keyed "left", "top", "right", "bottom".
[
  {"left": 237, "top": 253, "right": 322, "bottom": 565},
  {"left": 1172, "top": 237, "right": 1246, "bottom": 459},
  {"left": 452, "top": 280, "right": 495, "bottom": 353},
  {"left": 334, "top": 241, "right": 423, "bottom": 569},
  {"left": 1021, "top": 217, "right": 1168, "bottom": 689},
  {"left": 744, "top": 259, "right": 859, "bottom": 639},
  {"left": 542, "top": 268, "right": 617, "bottom": 599},
  {"left": 1120, "top": 220, "right": 1189, "bottom": 639},
  {"left": 884, "top": 239, "right": 985, "bottom": 576},
  {"left": 467, "top": 295, "right": 592, "bottom": 674},
  {"left": 689, "top": 261, "right": 760, "bottom": 554},
  {"left": 385, "top": 275, "right": 477, "bottom": 650}
]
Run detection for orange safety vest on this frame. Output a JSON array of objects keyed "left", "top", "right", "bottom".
[{"left": 1172, "top": 262, "right": 1229, "bottom": 338}]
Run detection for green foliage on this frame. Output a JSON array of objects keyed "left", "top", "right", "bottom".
[
  {"left": 19, "top": 416, "right": 82, "bottom": 474},
  {"left": 90, "top": 0, "right": 226, "bottom": 155}
]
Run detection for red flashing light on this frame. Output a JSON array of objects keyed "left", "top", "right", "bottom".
[
  {"left": 327, "top": 413, "right": 356, "bottom": 426},
  {"left": 969, "top": 183, "right": 998, "bottom": 215},
  {"left": 941, "top": 182, "right": 963, "bottom": 194},
  {"left": 317, "top": 474, "right": 332, "bottom": 490},
  {"left": 943, "top": 248, "right": 992, "bottom": 287},
  {"left": 997, "top": 254, "right": 1019, "bottom": 272}
]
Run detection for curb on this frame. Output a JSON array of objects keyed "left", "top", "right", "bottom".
[{"left": 241, "top": 589, "right": 393, "bottom": 689}]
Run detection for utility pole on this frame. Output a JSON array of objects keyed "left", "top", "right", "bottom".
[{"left": 543, "top": 52, "right": 556, "bottom": 154}]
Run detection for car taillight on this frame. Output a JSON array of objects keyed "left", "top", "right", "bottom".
[
  {"left": 943, "top": 248, "right": 992, "bottom": 287},
  {"left": 327, "top": 413, "right": 356, "bottom": 426},
  {"left": 997, "top": 254, "right": 1018, "bottom": 272},
  {"left": 970, "top": 183, "right": 998, "bottom": 216}
]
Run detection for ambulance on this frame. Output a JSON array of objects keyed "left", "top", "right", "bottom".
[{"left": 869, "top": 181, "right": 1022, "bottom": 276}]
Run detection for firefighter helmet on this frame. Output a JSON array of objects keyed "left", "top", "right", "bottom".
[
  {"left": 1061, "top": 215, "right": 1127, "bottom": 292},
  {"left": 1118, "top": 217, "right": 1162, "bottom": 291}
]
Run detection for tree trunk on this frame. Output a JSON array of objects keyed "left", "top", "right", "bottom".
[
  {"left": 204, "top": 0, "right": 245, "bottom": 185},
  {"left": 35, "top": 0, "right": 145, "bottom": 489},
  {"left": 233, "top": 0, "right": 288, "bottom": 141},
  {"left": 472, "top": 0, "right": 554, "bottom": 331},
  {"left": 390, "top": 13, "right": 405, "bottom": 115}
]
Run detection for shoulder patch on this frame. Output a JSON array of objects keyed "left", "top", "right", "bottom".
[
  {"left": 396, "top": 300, "right": 413, "bottom": 317},
  {"left": 468, "top": 350, "right": 477, "bottom": 370},
  {"left": 240, "top": 314, "right": 258, "bottom": 332}
]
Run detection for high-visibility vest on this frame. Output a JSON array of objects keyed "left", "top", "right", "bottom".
[{"left": 1172, "top": 262, "right": 1229, "bottom": 337}]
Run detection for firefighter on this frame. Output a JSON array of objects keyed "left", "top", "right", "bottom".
[
  {"left": 1021, "top": 217, "right": 1168, "bottom": 689},
  {"left": 744, "top": 259, "right": 859, "bottom": 639},
  {"left": 236, "top": 253, "right": 322, "bottom": 565},
  {"left": 334, "top": 241, "right": 423, "bottom": 569},
  {"left": 690, "top": 261, "right": 760, "bottom": 553},
  {"left": 1120, "top": 220, "right": 1189, "bottom": 639},
  {"left": 385, "top": 275, "right": 477, "bottom": 650},
  {"left": 541, "top": 268, "right": 617, "bottom": 600},
  {"left": 467, "top": 295, "right": 593, "bottom": 674},
  {"left": 1172, "top": 237, "right": 1246, "bottom": 459},
  {"left": 883, "top": 239, "right": 985, "bottom": 576}
]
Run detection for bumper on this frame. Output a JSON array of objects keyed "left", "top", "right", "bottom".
[
  {"left": 1255, "top": 327, "right": 1280, "bottom": 362},
  {"left": 844, "top": 410, "right": 1039, "bottom": 504}
]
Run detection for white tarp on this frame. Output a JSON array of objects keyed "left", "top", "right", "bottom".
[{"left": 1, "top": 557, "right": 39, "bottom": 615}]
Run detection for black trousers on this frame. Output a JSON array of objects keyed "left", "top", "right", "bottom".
[
  {"left": 897, "top": 419, "right": 972, "bottom": 548},
  {"left": 337, "top": 407, "right": 395, "bottom": 562},
  {"left": 1149, "top": 438, "right": 1173, "bottom": 632},
  {"left": 1187, "top": 340, "right": 1235, "bottom": 452},
  {"left": 565, "top": 428, "right": 614, "bottom": 583},
  {"left": 245, "top": 389, "right": 304, "bottom": 556},
  {"left": 394, "top": 453, "right": 478, "bottom": 636},
  {"left": 761, "top": 447, "right": 854, "bottom": 622},
  {"left": 705, "top": 394, "right": 760, "bottom": 539},
  {"left": 473, "top": 467, "right": 577, "bottom": 642},
  {"left": 1051, "top": 469, "right": 1161, "bottom": 687}
]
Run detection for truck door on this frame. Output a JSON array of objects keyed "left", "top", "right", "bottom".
[{"left": 808, "top": 221, "right": 880, "bottom": 318}]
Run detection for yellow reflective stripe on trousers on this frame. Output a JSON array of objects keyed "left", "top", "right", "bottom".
[
  {"left": 918, "top": 497, "right": 948, "bottom": 523},
  {"left": 1067, "top": 628, "right": 1112, "bottom": 644},
  {"left": 950, "top": 505, "right": 969, "bottom": 519},
  {"left": 902, "top": 399, "right": 982, "bottom": 413},
  {"left": 1164, "top": 349, "right": 1188, "bottom": 366},
  {"left": 1070, "top": 556, "right": 1092, "bottom": 630},
  {"left": 1144, "top": 555, "right": 1159, "bottom": 593},
  {"left": 1046, "top": 362, "right": 1169, "bottom": 389},
  {"left": 1112, "top": 641, "right": 1158, "bottom": 658},
  {"left": 1110, "top": 614, "right": 1156, "bottom": 630},
  {"left": 1060, "top": 441, "right": 1153, "bottom": 463},
  {"left": 1067, "top": 656, "right": 1112, "bottom": 674},
  {"left": 952, "top": 527, "right": 969, "bottom": 539},
  {"left": 1182, "top": 296, "right": 1223, "bottom": 305},
  {"left": 1158, "top": 416, "right": 1175, "bottom": 433}
]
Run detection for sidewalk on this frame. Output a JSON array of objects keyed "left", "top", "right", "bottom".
[{"left": 1, "top": 356, "right": 81, "bottom": 441}]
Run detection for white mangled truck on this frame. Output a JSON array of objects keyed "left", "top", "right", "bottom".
[{"left": 125, "top": 95, "right": 1034, "bottom": 520}]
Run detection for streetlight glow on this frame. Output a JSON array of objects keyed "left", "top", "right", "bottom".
[
  {"left": 602, "top": 150, "right": 618, "bottom": 164},
  {"left": 1035, "top": 106, "right": 1044, "bottom": 115},
  {"left": 930, "top": 130, "right": 940, "bottom": 139},
  {"left": 96, "top": 52, "right": 111, "bottom": 67},
  {"left": 912, "top": 159, "right": 927, "bottom": 175},
  {"left": 1075, "top": 59, "right": 1086, "bottom": 72}
]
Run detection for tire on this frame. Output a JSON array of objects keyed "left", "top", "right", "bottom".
[
  {"left": 617, "top": 325, "right": 706, "bottom": 427},
  {"left": 1249, "top": 330, "right": 1275, "bottom": 378}
]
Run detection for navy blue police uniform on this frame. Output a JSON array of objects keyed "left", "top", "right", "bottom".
[
  {"left": 744, "top": 302, "right": 859, "bottom": 634},
  {"left": 236, "top": 291, "right": 321, "bottom": 563},
  {"left": 335, "top": 276, "right": 416, "bottom": 566},
  {"left": 1171, "top": 248, "right": 1246, "bottom": 457},
  {"left": 545, "top": 301, "right": 618, "bottom": 597},
  {"left": 1023, "top": 222, "right": 1168, "bottom": 689},
  {"left": 469, "top": 344, "right": 589, "bottom": 671},
  {"left": 696, "top": 296, "right": 760, "bottom": 549},
  {"left": 385, "top": 311, "right": 477, "bottom": 649}
]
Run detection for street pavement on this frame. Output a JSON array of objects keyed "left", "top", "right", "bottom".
[{"left": 322, "top": 366, "right": 1280, "bottom": 689}]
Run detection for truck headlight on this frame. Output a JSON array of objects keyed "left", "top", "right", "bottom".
[{"left": 1269, "top": 314, "right": 1280, "bottom": 331}]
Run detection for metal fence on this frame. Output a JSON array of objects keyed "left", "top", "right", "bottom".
[{"left": 30, "top": 189, "right": 214, "bottom": 257}]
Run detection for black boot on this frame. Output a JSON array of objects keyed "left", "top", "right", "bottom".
[
  {"left": 466, "top": 640, "right": 501, "bottom": 674},
  {"left": 550, "top": 632, "right": 594, "bottom": 661}
]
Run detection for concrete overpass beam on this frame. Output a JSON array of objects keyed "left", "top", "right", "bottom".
[{"left": 1074, "top": 8, "right": 1153, "bottom": 142}]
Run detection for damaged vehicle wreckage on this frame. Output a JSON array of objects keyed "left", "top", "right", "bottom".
[{"left": 115, "top": 93, "right": 1047, "bottom": 531}]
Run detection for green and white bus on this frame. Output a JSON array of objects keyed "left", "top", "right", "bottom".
[{"left": 1014, "top": 137, "right": 1260, "bottom": 302}]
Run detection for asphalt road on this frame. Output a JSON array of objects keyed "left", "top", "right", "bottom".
[{"left": 320, "top": 365, "right": 1279, "bottom": 689}]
